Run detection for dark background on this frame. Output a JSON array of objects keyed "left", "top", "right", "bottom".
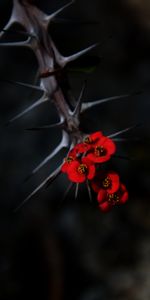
[{"left": 0, "top": 1, "right": 150, "bottom": 299}]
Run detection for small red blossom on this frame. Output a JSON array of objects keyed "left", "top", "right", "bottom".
[
  {"left": 84, "top": 131, "right": 103, "bottom": 146},
  {"left": 73, "top": 142, "right": 90, "bottom": 155},
  {"left": 86, "top": 136, "right": 116, "bottom": 163},
  {"left": 61, "top": 131, "right": 128, "bottom": 213},
  {"left": 67, "top": 157, "right": 95, "bottom": 183},
  {"left": 61, "top": 149, "right": 77, "bottom": 173},
  {"left": 97, "top": 183, "right": 128, "bottom": 212},
  {"left": 91, "top": 170, "right": 120, "bottom": 194}
]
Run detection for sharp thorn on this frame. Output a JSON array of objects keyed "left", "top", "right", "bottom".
[
  {"left": 113, "top": 137, "right": 140, "bottom": 142},
  {"left": 0, "top": 37, "right": 31, "bottom": 47},
  {"left": 52, "top": 42, "right": 98, "bottom": 68},
  {"left": 25, "top": 121, "right": 64, "bottom": 131},
  {"left": 62, "top": 43, "right": 99, "bottom": 67},
  {"left": 75, "top": 183, "right": 79, "bottom": 200},
  {"left": 1, "top": 28, "right": 35, "bottom": 38},
  {"left": 86, "top": 180, "right": 92, "bottom": 203},
  {"left": 108, "top": 124, "right": 141, "bottom": 138},
  {"left": 45, "top": 166, "right": 63, "bottom": 189},
  {"left": 73, "top": 81, "right": 87, "bottom": 116},
  {"left": 45, "top": 0, "right": 75, "bottom": 23},
  {"left": 61, "top": 182, "right": 74, "bottom": 204},
  {"left": 51, "top": 40, "right": 63, "bottom": 66},
  {"left": 25, "top": 131, "right": 69, "bottom": 180},
  {"left": 0, "top": 78, "right": 43, "bottom": 92},
  {"left": 5, "top": 95, "right": 48, "bottom": 126},
  {"left": 81, "top": 93, "right": 130, "bottom": 113},
  {"left": 13, "top": 166, "right": 61, "bottom": 212},
  {"left": 0, "top": 18, "right": 16, "bottom": 40}
]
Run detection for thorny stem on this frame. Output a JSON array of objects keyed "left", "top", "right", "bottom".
[
  {"left": 18, "top": 0, "right": 85, "bottom": 141},
  {"left": 0, "top": 0, "right": 89, "bottom": 207},
  {"left": 0, "top": 0, "right": 139, "bottom": 208}
]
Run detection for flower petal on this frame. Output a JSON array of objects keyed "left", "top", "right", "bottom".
[
  {"left": 61, "top": 162, "right": 68, "bottom": 173},
  {"left": 86, "top": 153, "right": 111, "bottom": 163},
  {"left": 89, "top": 131, "right": 103, "bottom": 143},
  {"left": 97, "top": 189, "right": 107, "bottom": 203},
  {"left": 99, "top": 201, "right": 112, "bottom": 212},
  {"left": 87, "top": 164, "right": 95, "bottom": 180},
  {"left": 107, "top": 172, "right": 120, "bottom": 193},
  {"left": 119, "top": 184, "right": 128, "bottom": 204},
  {"left": 100, "top": 136, "right": 116, "bottom": 155},
  {"left": 67, "top": 160, "right": 86, "bottom": 183}
]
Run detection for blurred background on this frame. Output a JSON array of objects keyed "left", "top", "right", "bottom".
[{"left": 0, "top": 0, "right": 150, "bottom": 299}]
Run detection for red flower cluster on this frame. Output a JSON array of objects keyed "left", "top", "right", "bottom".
[{"left": 61, "top": 131, "right": 128, "bottom": 212}]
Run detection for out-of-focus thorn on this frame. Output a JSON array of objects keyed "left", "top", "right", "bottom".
[
  {"left": 86, "top": 180, "right": 92, "bottom": 202},
  {"left": 0, "top": 78, "right": 43, "bottom": 92},
  {"left": 72, "top": 81, "right": 86, "bottom": 117},
  {"left": 113, "top": 137, "right": 140, "bottom": 142},
  {"left": 52, "top": 17, "right": 99, "bottom": 25},
  {"left": 59, "top": 182, "right": 74, "bottom": 206},
  {"left": 52, "top": 41, "right": 98, "bottom": 68},
  {"left": 75, "top": 183, "right": 79, "bottom": 200},
  {"left": 108, "top": 124, "right": 141, "bottom": 138},
  {"left": 25, "top": 130, "right": 69, "bottom": 180},
  {"left": 81, "top": 93, "right": 130, "bottom": 113},
  {"left": 45, "top": 0, "right": 75, "bottom": 25},
  {"left": 0, "top": 37, "right": 31, "bottom": 47},
  {"left": 1, "top": 28, "right": 35, "bottom": 38},
  {"left": 5, "top": 94, "right": 48, "bottom": 126},
  {"left": 13, "top": 165, "right": 61, "bottom": 212},
  {"left": 26, "top": 121, "right": 64, "bottom": 131}
]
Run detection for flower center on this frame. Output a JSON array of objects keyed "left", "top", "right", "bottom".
[
  {"left": 95, "top": 146, "right": 106, "bottom": 157},
  {"left": 108, "top": 193, "right": 120, "bottom": 204},
  {"left": 78, "top": 164, "right": 88, "bottom": 174},
  {"left": 102, "top": 177, "right": 111, "bottom": 189},
  {"left": 84, "top": 136, "right": 92, "bottom": 144},
  {"left": 65, "top": 156, "right": 74, "bottom": 164}
]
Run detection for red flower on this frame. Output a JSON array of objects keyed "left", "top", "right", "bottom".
[
  {"left": 86, "top": 136, "right": 116, "bottom": 163},
  {"left": 73, "top": 142, "right": 90, "bottom": 155},
  {"left": 61, "top": 149, "right": 77, "bottom": 173},
  {"left": 91, "top": 170, "right": 120, "bottom": 194},
  {"left": 65, "top": 132, "right": 104, "bottom": 159},
  {"left": 67, "top": 157, "right": 95, "bottom": 183},
  {"left": 84, "top": 131, "right": 103, "bottom": 146},
  {"left": 97, "top": 183, "right": 128, "bottom": 212}
]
